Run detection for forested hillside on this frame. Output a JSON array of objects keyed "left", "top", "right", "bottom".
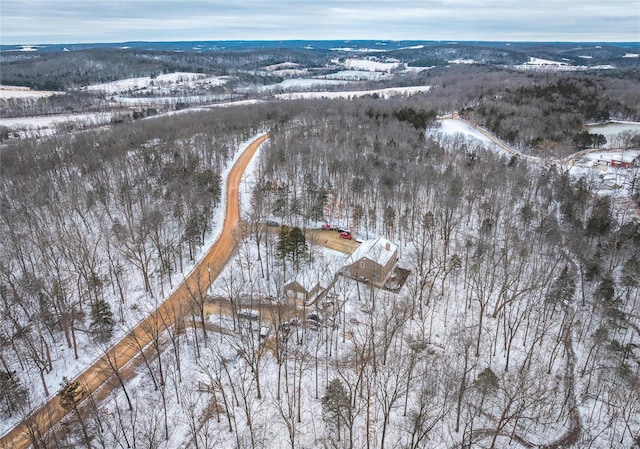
[
  {"left": 2, "top": 94, "right": 637, "bottom": 448},
  {"left": 0, "top": 106, "right": 270, "bottom": 419}
]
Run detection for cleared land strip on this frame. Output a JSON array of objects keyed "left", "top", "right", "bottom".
[
  {"left": 450, "top": 115, "right": 542, "bottom": 162},
  {"left": 0, "top": 133, "right": 269, "bottom": 449}
]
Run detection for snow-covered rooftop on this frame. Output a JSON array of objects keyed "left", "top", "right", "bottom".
[
  {"left": 345, "top": 237, "right": 397, "bottom": 267},
  {"left": 285, "top": 269, "right": 321, "bottom": 291}
]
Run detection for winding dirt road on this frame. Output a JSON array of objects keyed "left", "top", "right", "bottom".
[{"left": 0, "top": 133, "right": 269, "bottom": 449}]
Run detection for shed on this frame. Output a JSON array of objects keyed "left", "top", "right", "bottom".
[{"left": 283, "top": 270, "right": 322, "bottom": 304}]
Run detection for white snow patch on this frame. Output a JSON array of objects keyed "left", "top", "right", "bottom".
[
  {"left": 0, "top": 85, "right": 62, "bottom": 99},
  {"left": 323, "top": 70, "right": 388, "bottom": 81},
  {"left": 448, "top": 58, "right": 476, "bottom": 64},
  {"left": 0, "top": 112, "right": 115, "bottom": 136},
  {"left": 403, "top": 65, "right": 434, "bottom": 73},
  {"left": 82, "top": 73, "right": 229, "bottom": 95},
  {"left": 514, "top": 57, "right": 617, "bottom": 72},
  {"left": 344, "top": 58, "right": 401, "bottom": 72},
  {"left": 432, "top": 119, "right": 496, "bottom": 146},
  {"left": 330, "top": 47, "right": 389, "bottom": 53},
  {"left": 246, "top": 78, "right": 347, "bottom": 93},
  {"left": 275, "top": 85, "right": 431, "bottom": 100},
  {"left": 523, "top": 57, "right": 568, "bottom": 66}
]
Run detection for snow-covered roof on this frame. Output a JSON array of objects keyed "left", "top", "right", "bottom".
[
  {"left": 285, "top": 269, "right": 320, "bottom": 292},
  {"left": 345, "top": 237, "right": 397, "bottom": 267},
  {"left": 597, "top": 153, "right": 637, "bottom": 163}
]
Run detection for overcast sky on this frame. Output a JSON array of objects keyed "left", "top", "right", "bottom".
[{"left": 1, "top": 0, "right": 638, "bottom": 45}]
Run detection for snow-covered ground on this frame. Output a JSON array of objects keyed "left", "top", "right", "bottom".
[
  {"left": 434, "top": 118, "right": 497, "bottom": 147},
  {"left": 435, "top": 118, "right": 640, "bottom": 217},
  {"left": 0, "top": 112, "right": 115, "bottom": 138},
  {"left": 275, "top": 85, "right": 431, "bottom": 100},
  {"left": 57, "top": 117, "right": 639, "bottom": 448},
  {"left": 112, "top": 93, "right": 237, "bottom": 105},
  {"left": 82, "top": 72, "right": 230, "bottom": 95},
  {"left": 246, "top": 78, "right": 347, "bottom": 93},
  {"left": 403, "top": 65, "right": 434, "bottom": 73},
  {"left": 330, "top": 46, "right": 388, "bottom": 53},
  {"left": 343, "top": 58, "right": 401, "bottom": 72},
  {"left": 323, "top": 70, "right": 389, "bottom": 81},
  {"left": 5, "top": 111, "right": 637, "bottom": 447},
  {"left": 0, "top": 86, "right": 62, "bottom": 99},
  {"left": 0, "top": 134, "right": 268, "bottom": 438},
  {"left": 448, "top": 58, "right": 477, "bottom": 64},
  {"left": 513, "top": 56, "right": 616, "bottom": 72}
]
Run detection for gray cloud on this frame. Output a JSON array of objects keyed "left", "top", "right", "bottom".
[{"left": 1, "top": 0, "right": 638, "bottom": 44}]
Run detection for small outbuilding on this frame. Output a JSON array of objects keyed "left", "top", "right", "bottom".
[{"left": 283, "top": 270, "right": 322, "bottom": 304}]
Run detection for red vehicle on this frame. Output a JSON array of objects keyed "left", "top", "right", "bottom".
[
  {"left": 339, "top": 231, "right": 352, "bottom": 240},
  {"left": 321, "top": 223, "right": 333, "bottom": 230}
]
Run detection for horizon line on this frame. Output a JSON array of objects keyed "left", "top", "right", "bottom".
[{"left": 2, "top": 38, "right": 639, "bottom": 48}]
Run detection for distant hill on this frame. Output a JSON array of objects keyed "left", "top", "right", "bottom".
[{"left": 2, "top": 40, "right": 638, "bottom": 91}]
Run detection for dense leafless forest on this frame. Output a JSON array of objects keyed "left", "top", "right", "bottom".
[{"left": 1, "top": 42, "right": 639, "bottom": 448}]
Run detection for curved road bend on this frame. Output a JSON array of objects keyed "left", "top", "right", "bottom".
[{"left": 0, "top": 133, "right": 269, "bottom": 449}]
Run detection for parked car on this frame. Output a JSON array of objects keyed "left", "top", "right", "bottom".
[
  {"left": 238, "top": 309, "right": 259, "bottom": 320},
  {"left": 307, "top": 311, "right": 323, "bottom": 323},
  {"left": 321, "top": 223, "right": 334, "bottom": 230},
  {"left": 339, "top": 231, "right": 352, "bottom": 240},
  {"left": 265, "top": 220, "right": 279, "bottom": 227}
]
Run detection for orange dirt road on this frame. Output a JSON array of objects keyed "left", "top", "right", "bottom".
[{"left": 0, "top": 133, "right": 269, "bottom": 449}]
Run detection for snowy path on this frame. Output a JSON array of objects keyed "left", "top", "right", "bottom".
[
  {"left": 0, "top": 133, "right": 269, "bottom": 449},
  {"left": 443, "top": 115, "right": 542, "bottom": 162}
]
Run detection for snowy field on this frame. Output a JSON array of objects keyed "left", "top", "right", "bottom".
[
  {"left": 513, "top": 57, "right": 616, "bottom": 72},
  {"left": 247, "top": 78, "right": 347, "bottom": 93},
  {"left": 112, "top": 93, "right": 237, "bottom": 105},
  {"left": 82, "top": 72, "right": 230, "bottom": 95},
  {"left": 0, "top": 86, "right": 62, "bottom": 99},
  {"left": 0, "top": 112, "right": 115, "bottom": 138},
  {"left": 433, "top": 118, "right": 497, "bottom": 147},
  {"left": 275, "top": 85, "right": 431, "bottom": 100},
  {"left": 343, "top": 58, "right": 401, "bottom": 72},
  {"left": 323, "top": 70, "right": 389, "bottom": 81}
]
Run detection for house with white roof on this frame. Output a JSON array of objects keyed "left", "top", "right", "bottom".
[{"left": 341, "top": 237, "right": 398, "bottom": 287}]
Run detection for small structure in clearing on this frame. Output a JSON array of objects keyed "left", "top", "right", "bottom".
[{"left": 283, "top": 270, "right": 322, "bottom": 304}]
